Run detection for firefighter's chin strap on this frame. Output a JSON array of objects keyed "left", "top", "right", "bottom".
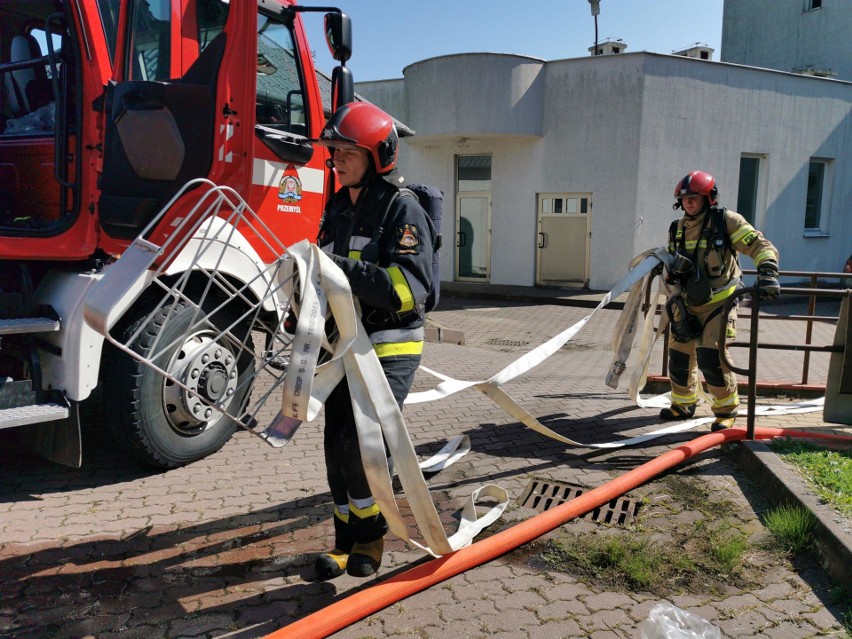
[{"left": 264, "top": 240, "right": 507, "bottom": 558}]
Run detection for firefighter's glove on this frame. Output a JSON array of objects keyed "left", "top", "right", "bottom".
[
  {"left": 755, "top": 262, "right": 780, "bottom": 299},
  {"left": 326, "top": 253, "right": 359, "bottom": 281}
]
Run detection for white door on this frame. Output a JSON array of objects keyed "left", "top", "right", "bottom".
[
  {"left": 536, "top": 193, "right": 591, "bottom": 287},
  {"left": 456, "top": 193, "right": 491, "bottom": 281}
]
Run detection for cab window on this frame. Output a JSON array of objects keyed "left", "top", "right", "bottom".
[
  {"left": 124, "top": 0, "right": 229, "bottom": 81},
  {"left": 256, "top": 12, "right": 307, "bottom": 136}
]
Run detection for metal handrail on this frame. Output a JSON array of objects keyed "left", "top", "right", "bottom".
[
  {"left": 647, "top": 269, "right": 852, "bottom": 387},
  {"left": 719, "top": 286, "right": 848, "bottom": 440}
]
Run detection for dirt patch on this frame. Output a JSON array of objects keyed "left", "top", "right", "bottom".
[{"left": 515, "top": 473, "right": 784, "bottom": 598}]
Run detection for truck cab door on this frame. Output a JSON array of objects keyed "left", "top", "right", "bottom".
[
  {"left": 98, "top": 0, "right": 235, "bottom": 245},
  {"left": 98, "top": 1, "right": 329, "bottom": 260}
]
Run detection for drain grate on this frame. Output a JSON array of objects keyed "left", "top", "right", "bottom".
[
  {"left": 518, "top": 479, "right": 640, "bottom": 526},
  {"left": 486, "top": 338, "right": 530, "bottom": 347}
]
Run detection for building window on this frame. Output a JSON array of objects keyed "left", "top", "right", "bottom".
[
  {"left": 804, "top": 159, "right": 830, "bottom": 233},
  {"left": 804, "top": 0, "right": 822, "bottom": 11},
  {"left": 736, "top": 156, "right": 761, "bottom": 224},
  {"left": 457, "top": 155, "right": 491, "bottom": 192}
]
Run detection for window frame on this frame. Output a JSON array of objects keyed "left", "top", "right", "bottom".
[
  {"left": 803, "top": 157, "right": 832, "bottom": 237},
  {"left": 736, "top": 153, "right": 766, "bottom": 226},
  {"left": 255, "top": 8, "right": 310, "bottom": 135}
]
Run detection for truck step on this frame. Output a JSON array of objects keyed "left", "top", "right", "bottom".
[
  {"left": 0, "top": 403, "right": 69, "bottom": 430},
  {"left": 0, "top": 316, "right": 61, "bottom": 336}
]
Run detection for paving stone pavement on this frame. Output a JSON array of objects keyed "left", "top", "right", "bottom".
[{"left": 0, "top": 288, "right": 850, "bottom": 639}]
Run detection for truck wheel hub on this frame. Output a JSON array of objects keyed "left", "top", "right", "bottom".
[{"left": 163, "top": 333, "right": 239, "bottom": 435}]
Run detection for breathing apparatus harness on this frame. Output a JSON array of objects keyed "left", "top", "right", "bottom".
[{"left": 665, "top": 206, "right": 736, "bottom": 342}]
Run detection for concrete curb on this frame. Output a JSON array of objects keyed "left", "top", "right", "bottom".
[{"left": 728, "top": 439, "right": 852, "bottom": 592}]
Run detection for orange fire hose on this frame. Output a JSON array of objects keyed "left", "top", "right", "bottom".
[{"left": 265, "top": 426, "right": 851, "bottom": 639}]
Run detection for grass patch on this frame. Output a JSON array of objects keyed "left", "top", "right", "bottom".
[
  {"left": 706, "top": 524, "right": 750, "bottom": 573},
  {"left": 533, "top": 475, "right": 763, "bottom": 597},
  {"left": 538, "top": 520, "right": 751, "bottom": 596},
  {"left": 539, "top": 532, "right": 695, "bottom": 592},
  {"left": 769, "top": 438, "right": 852, "bottom": 518},
  {"left": 762, "top": 504, "right": 817, "bottom": 554}
]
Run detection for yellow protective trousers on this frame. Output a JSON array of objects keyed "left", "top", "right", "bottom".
[{"left": 668, "top": 303, "right": 739, "bottom": 417}]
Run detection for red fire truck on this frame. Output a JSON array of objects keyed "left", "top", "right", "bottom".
[{"left": 0, "top": 0, "right": 354, "bottom": 468}]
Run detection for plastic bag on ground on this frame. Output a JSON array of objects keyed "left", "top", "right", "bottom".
[{"left": 638, "top": 603, "right": 721, "bottom": 639}]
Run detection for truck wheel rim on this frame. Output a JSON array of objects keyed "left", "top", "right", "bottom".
[{"left": 162, "top": 331, "right": 239, "bottom": 435}]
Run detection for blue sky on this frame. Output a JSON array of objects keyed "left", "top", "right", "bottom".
[{"left": 299, "top": 0, "right": 725, "bottom": 82}]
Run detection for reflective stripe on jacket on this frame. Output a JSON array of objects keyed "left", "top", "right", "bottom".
[{"left": 317, "top": 177, "right": 433, "bottom": 346}]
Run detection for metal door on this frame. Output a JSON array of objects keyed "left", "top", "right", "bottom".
[
  {"left": 536, "top": 193, "right": 591, "bottom": 287},
  {"left": 455, "top": 193, "right": 491, "bottom": 281}
]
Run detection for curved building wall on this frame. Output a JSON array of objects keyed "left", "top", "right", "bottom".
[{"left": 402, "top": 53, "right": 545, "bottom": 140}]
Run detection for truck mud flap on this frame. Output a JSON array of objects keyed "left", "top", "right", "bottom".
[{"left": 21, "top": 400, "right": 82, "bottom": 468}]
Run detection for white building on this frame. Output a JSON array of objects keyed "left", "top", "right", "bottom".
[
  {"left": 356, "top": 19, "right": 851, "bottom": 291},
  {"left": 722, "top": 0, "right": 851, "bottom": 81}
]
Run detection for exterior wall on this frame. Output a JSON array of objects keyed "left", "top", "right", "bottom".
[
  {"left": 638, "top": 56, "right": 851, "bottom": 276},
  {"left": 402, "top": 53, "right": 546, "bottom": 140},
  {"left": 722, "top": 0, "right": 852, "bottom": 81},
  {"left": 356, "top": 78, "right": 407, "bottom": 123},
  {"left": 539, "top": 56, "right": 645, "bottom": 288},
  {"left": 357, "top": 52, "right": 852, "bottom": 290}
]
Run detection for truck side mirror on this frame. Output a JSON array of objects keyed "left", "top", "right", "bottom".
[
  {"left": 255, "top": 125, "right": 314, "bottom": 165},
  {"left": 324, "top": 12, "right": 351, "bottom": 62},
  {"left": 331, "top": 65, "right": 353, "bottom": 111}
]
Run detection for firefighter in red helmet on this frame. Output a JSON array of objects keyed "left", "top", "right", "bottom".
[
  {"left": 662, "top": 170, "right": 779, "bottom": 430},
  {"left": 309, "top": 102, "right": 433, "bottom": 579}
]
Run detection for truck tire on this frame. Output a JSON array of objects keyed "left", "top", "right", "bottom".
[{"left": 104, "top": 298, "right": 255, "bottom": 468}]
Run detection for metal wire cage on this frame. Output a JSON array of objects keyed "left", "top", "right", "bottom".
[{"left": 85, "top": 179, "right": 300, "bottom": 442}]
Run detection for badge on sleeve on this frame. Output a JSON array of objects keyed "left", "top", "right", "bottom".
[{"left": 396, "top": 223, "right": 420, "bottom": 254}]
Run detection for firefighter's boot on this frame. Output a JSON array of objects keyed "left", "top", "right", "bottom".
[
  {"left": 314, "top": 510, "right": 352, "bottom": 580},
  {"left": 659, "top": 402, "right": 696, "bottom": 421},
  {"left": 711, "top": 414, "right": 737, "bottom": 432},
  {"left": 346, "top": 504, "right": 387, "bottom": 578}
]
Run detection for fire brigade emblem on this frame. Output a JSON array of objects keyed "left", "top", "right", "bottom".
[
  {"left": 397, "top": 224, "right": 419, "bottom": 254},
  {"left": 278, "top": 165, "right": 303, "bottom": 202}
]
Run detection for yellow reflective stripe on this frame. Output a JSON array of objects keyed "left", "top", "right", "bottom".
[
  {"left": 387, "top": 266, "right": 415, "bottom": 312},
  {"left": 373, "top": 341, "right": 424, "bottom": 358},
  {"left": 708, "top": 282, "right": 738, "bottom": 305},
  {"left": 333, "top": 507, "right": 349, "bottom": 523},
  {"left": 671, "top": 391, "right": 698, "bottom": 404},
  {"left": 682, "top": 239, "right": 710, "bottom": 250},
  {"left": 753, "top": 251, "right": 776, "bottom": 267},
  {"left": 712, "top": 391, "right": 739, "bottom": 408},
  {"left": 348, "top": 250, "right": 361, "bottom": 259},
  {"left": 729, "top": 225, "right": 754, "bottom": 244},
  {"left": 349, "top": 501, "right": 381, "bottom": 519}
]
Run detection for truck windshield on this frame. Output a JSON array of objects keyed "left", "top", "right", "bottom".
[{"left": 256, "top": 13, "right": 307, "bottom": 136}]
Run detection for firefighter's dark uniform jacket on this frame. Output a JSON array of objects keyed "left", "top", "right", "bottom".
[
  {"left": 665, "top": 206, "right": 778, "bottom": 415},
  {"left": 318, "top": 176, "right": 432, "bottom": 357}
]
